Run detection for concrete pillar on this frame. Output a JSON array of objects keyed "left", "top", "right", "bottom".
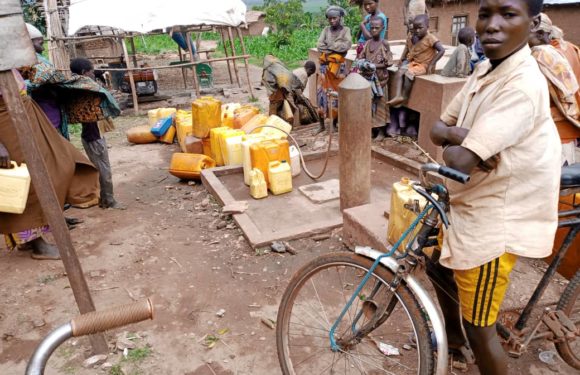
[{"left": 338, "top": 73, "right": 372, "bottom": 211}]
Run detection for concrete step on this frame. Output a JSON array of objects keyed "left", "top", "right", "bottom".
[{"left": 343, "top": 203, "right": 390, "bottom": 253}]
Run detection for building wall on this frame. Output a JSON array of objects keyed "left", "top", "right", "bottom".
[
  {"left": 544, "top": 5, "right": 580, "bottom": 46},
  {"left": 379, "top": 0, "right": 580, "bottom": 46}
]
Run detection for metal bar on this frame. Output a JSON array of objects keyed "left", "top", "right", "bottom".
[
  {"left": 558, "top": 218, "right": 580, "bottom": 228},
  {"left": 558, "top": 207, "right": 580, "bottom": 218},
  {"left": 227, "top": 27, "right": 241, "bottom": 87},
  {"left": 515, "top": 225, "right": 580, "bottom": 330},
  {"left": 121, "top": 38, "right": 139, "bottom": 114},
  {"left": 186, "top": 31, "right": 200, "bottom": 97},
  {"left": 0, "top": 71, "right": 108, "bottom": 354},
  {"left": 220, "top": 29, "right": 234, "bottom": 84},
  {"left": 25, "top": 323, "right": 73, "bottom": 375}
]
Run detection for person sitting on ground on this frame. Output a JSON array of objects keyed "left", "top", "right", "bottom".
[
  {"left": 261, "top": 56, "right": 318, "bottom": 126},
  {"left": 69, "top": 58, "right": 125, "bottom": 210},
  {"left": 441, "top": 26, "right": 475, "bottom": 78},
  {"left": 356, "top": 0, "right": 388, "bottom": 57},
  {"left": 388, "top": 15, "right": 444, "bottom": 107},
  {"left": 316, "top": 5, "right": 353, "bottom": 135},
  {"left": 429, "top": 0, "right": 561, "bottom": 373},
  {"left": 358, "top": 17, "right": 393, "bottom": 141},
  {"left": 0, "top": 70, "right": 99, "bottom": 260},
  {"left": 529, "top": 13, "right": 580, "bottom": 165}
]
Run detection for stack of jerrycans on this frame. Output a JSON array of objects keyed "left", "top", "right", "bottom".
[{"left": 250, "top": 139, "right": 290, "bottom": 186}]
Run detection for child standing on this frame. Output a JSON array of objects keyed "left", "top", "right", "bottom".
[
  {"left": 69, "top": 58, "right": 124, "bottom": 210},
  {"left": 388, "top": 14, "right": 444, "bottom": 107},
  {"left": 441, "top": 27, "right": 475, "bottom": 78},
  {"left": 357, "top": 0, "right": 388, "bottom": 57},
  {"left": 358, "top": 17, "right": 393, "bottom": 140},
  {"left": 429, "top": 0, "right": 561, "bottom": 372},
  {"left": 316, "top": 6, "right": 353, "bottom": 135}
]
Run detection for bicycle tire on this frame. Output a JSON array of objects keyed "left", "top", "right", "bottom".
[
  {"left": 555, "top": 269, "right": 580, "bottom": 370},
  {"left": 276, "top": 252, "right": 434, "bottom": 375}
]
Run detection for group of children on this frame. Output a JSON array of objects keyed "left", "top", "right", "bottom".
[{"left": 315, "top": 0, "right": 487, "bottom": 140}]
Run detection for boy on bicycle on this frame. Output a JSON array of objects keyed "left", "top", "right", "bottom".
[{"left": 429, "top": 0, "right": 561, "bottom": 373}]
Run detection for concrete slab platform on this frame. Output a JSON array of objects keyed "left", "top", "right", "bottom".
[
  {"left": 342, "top": 203, "right": 390, "bottom": 253},
  {"left": 298, "top": 178, "right": 339, "bottom": 204},
  {"left": 202, "top": 150, "right": 414, "bottom": 248}
]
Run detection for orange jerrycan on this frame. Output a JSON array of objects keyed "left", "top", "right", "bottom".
[
  {"left": 192, "top": 96, "right": 222, "bottom": 138},
  {"left": 126, "top": 125, "right": 158, "bottom": 144},
  {"left": 169, "top": 153, "right": 216, "bottom": 180},
  {"left": 250, "top": 139, "right": 290, "bottom": 185}
]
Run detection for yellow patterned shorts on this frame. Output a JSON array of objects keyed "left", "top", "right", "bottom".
[{"left": 454, "top": 253, "right": 518, "bottom": 327}]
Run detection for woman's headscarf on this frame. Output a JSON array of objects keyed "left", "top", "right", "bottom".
[{"left": 326, "top": 5, "right": 346, "bottom": 19}]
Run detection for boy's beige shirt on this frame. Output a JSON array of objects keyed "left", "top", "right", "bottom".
[{"left": 440, "top": 45, "right": 562, "bottom": 270}]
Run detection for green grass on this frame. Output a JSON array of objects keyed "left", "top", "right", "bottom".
[
  {"left": 133, "top": 29, "right": 319, "bottom": 69},
  {"left": 126, "top": 347, "right": 152, "bottom": 362}
]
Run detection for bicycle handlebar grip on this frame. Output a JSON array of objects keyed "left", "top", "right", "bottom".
[
  {"left": 71, "top": 298, "right": 154, "bottom": 337},
  {"left": 438, "top": 166, "right": 470, "bottom": 184}
]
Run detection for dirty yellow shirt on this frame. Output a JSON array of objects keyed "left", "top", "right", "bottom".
[{"left": 439, "top": 45, "right": 561, "bottom": 270}]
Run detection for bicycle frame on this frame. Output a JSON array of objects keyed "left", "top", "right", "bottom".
[{"left": 328, "top": 182, "right": 451, "bottom": 375}]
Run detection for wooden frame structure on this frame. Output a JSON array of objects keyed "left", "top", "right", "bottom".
[{"left": 47, "top": 25, "right": 255, "bottom": 114}]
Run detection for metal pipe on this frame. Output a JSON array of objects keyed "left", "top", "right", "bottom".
[
  {"left": 515, "top": 225, "right": 580, "bottom": 330},
  {"left": 26, "top": 323, "right": 73, "bottom": 375},
  {"left": 355, "top": 246, "right": 448, "bottom": 375}
]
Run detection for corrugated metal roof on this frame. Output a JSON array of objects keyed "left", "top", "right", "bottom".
[{"left": 543, "top": 0, "right": 580, "bottom": 5}]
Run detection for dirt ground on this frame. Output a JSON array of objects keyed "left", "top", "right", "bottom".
[{"left": 0, "top": 58, "right": 577, "bottom": 375}]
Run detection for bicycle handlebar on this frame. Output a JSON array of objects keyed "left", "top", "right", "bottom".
[
  {"left": 421, "top": 163, "right": 470, "bottom": 184},
  {"left": 71, "top": 298, "right": 154, "bottom": 337}
]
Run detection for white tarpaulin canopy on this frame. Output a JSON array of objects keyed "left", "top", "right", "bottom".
[{"left": 67, "top": 0, "right": 247, "bottom": 35}]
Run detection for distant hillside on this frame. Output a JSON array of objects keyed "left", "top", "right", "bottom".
[{"left": 243, "top": 0, "right": 327, "bottom": 13}]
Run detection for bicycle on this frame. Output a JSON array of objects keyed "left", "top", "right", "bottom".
[
  {"left": 276, "top": 162, "right": 579, "bottom": 374},
  {"left": 26, "top": 298, "right": 154, "bottom": 375}
]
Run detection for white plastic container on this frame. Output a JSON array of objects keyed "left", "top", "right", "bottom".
[
  {"left": 289, "top": 145, "right": 301, "bottom": 177},
  {"left": 0, "top": 162, "right": 31, "bottom": 214},
  {"left": 225, "top": 135, "right": 244, "bottom": 166}
]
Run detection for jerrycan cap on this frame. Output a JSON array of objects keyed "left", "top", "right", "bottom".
[{"left": 400, "top": 177, "right": 411, "bottom": 185}]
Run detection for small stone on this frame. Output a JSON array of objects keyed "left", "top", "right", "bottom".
[
  {"left": 216, "top": 309, "right": 226, "bottom": 318},
  {"left": 32, "top": 318, "right": 46, "bottom": 328},
  {"left": 402, "top": 344, "right": 412, "bottom": 351},
  {"left": 222, "top": 201, "right": 248, "bottom": 215},
  {"left": 451, "top": 360, "right": 468, "bottom": 371},
  {"left": 258, "top": 336, "right": 266, "bottom": 341},
  {"left": 101, "top": 362, "right": 113, "bottom": 370},
  {"left": 312, "top": 233, "right": 331, "bottom": 241},
  {"left": 82, "top": 354, "right": 107, "bottom": 368},
  {"left": 226, "top": 223, "right": 235, "bottom": 230},
  {"left": 270, "top": 241, "right": 286, "bottom": 253},
  {"left": 188, "top": 181, "right": 196, "bottom": 186},
  {"left": 89, "top": 270, "right": 102, "bottom": 279},
  {"left": 116, "top": 337, "right": 136, "bottom": 351},
  {"left": 200, "top": 198, "right": 210, "bottom": 208},
  {"left": 216, "top": 220, "right": 227, "bottom": 230}
]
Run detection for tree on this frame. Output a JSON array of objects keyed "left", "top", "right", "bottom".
[
  {"left": 260, "top": 0, "right": 306, "bottom": 46},
  {"left": 21, "top": 0, "right": 46, "bottom": 34}
]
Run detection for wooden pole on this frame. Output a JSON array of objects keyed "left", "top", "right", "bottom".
[
  {"left": 227, "top": 27, "right": 241, "bottom": 88},
  {"left": 129, "top": 36, "right": 138, "bottom": 68},
  {"left": 92, "top": 55, "right": 251, "bottom": 72},
  {"left": 219, "top": 29, "right": 234, "bottom": 84},
  {"left": 186, "top": 31, "right": 200, "bottom": 97},
  {"left": 121, "top": 38, "right": 139, "bottom": 114},
  {"left": 44, "top": 0, "right": 71, "bottom": 77},
  {"left": 0, "top": 71, "right": 108, "bottom": 354},
  {"left": 235, "top": 27, "right": 255, "bottom": 99},
  {"left": 338, "top": 73, "right": 372, "bottom": 211},
  {"left": 178, "top": 46, "right": 187, "bottom": 89}
]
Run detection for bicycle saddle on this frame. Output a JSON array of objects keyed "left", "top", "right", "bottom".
[{"left": 561, "top": 163, "right": 580, "bottom": 188}]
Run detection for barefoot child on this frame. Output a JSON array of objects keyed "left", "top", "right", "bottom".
[
  {"left": 358, "top": 17, "right": 393, "bottom": 140},
  {"left": 69, "top": 58, "right": 125, "bottom": 210},
  {"left": 388, "top": 14, "right": 444, "bottom": 107},
  {"left": 316, "top": 6, "right": 353, "bottom": 135}
]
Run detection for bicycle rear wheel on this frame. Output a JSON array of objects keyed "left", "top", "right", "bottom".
[
  {"left": 276, "top": 252, "right": 434, "bottom": 375},
  {"left": 555, "top": 269, "right": 580, "bottom": 370}
]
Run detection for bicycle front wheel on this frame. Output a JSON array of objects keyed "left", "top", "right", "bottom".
[{"left": 276, "top": 252, "right": 434, "bottom": 375}]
